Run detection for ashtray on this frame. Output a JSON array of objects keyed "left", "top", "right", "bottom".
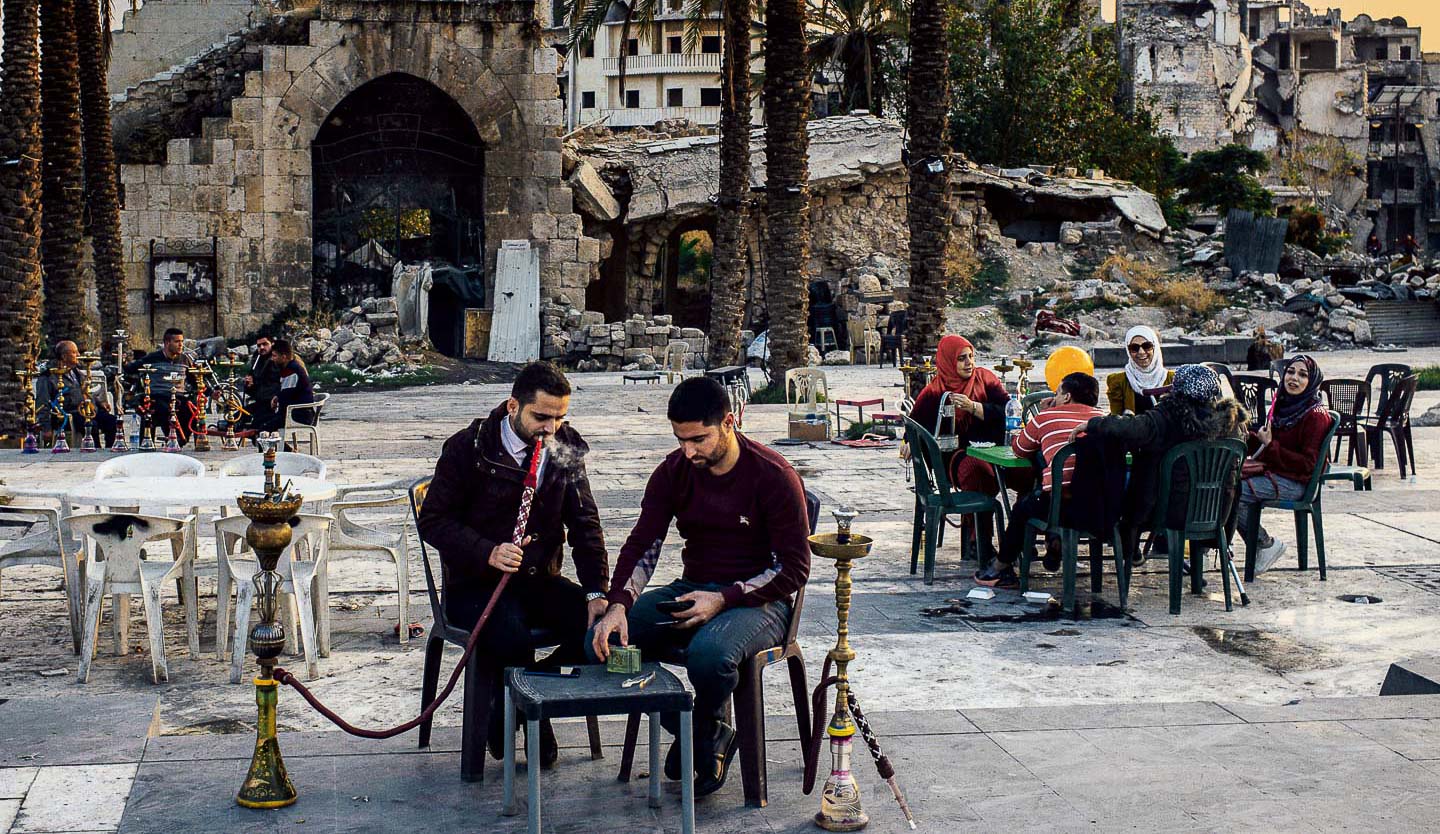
[
  {"left": 1023, "top": 591, "right": 1053, "bottom": 603},
  {"left": 967, "top": 587, "right": 995, "bottom": 601}
]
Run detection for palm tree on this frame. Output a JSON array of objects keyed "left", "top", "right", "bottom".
[
  {"left": 762, "top": 0, "right": 812, "bottom": 378},
  {"left": 568, "top": 0, "right": 756, "bottom": 365},
  {"left": 905, "top": 0, "right": 950, "bottom": 356},
  {"left": 0, "top": 0, "right": 48, "bottom": 438},
  {"left": 40, "top": 0, "right": 95, "bottom": 346},
  {"left": 75, "top": 0, "right": 129, "bottom": 350},
  {"left": 805, "top": 0, "right": 906, "bottom": 116},
  {"left": 705, "top": 0, "right": 754, "bottom": 367}
]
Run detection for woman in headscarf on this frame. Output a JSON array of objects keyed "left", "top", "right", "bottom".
[
  {"left": 1106, "top": 326, "right": 1173, "bottom": 415},
  {"left": 908, "top": 335, "right": 1011, "bottom": 562},
  {"left": 1075, "top": 364, "right": 1249, "bottom": 573},
  {"left": 1240, "top": 355, "right": 1333, "bottom": 575}
]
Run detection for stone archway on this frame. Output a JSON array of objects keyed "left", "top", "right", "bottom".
[{"left": 309, "top": 72, "right": 487, "bottom": 328}]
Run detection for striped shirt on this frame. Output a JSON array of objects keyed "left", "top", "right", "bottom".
[{"left": 1012, "top": 403, "right": 1106, "bottom": 491}]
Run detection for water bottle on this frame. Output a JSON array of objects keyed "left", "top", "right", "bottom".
[{"left": 1004, "top": 397, "right": 1022, "bottom": 445}]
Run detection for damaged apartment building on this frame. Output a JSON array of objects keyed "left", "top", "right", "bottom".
[{"left": 1120, "top": 0, "right": 1440, "bottom": 254}]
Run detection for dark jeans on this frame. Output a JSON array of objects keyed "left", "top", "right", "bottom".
[
  {"left": 447, "top": 574, "right": 591, "bottom": 672},
  {"left": 587, "top": 578, "right": 790, "bottom": 745},
  {"left": 999, "top": 490, "right": 1051, "bottom": 565},
  {"left": 45, "top": 409, "right": 117, "bottom": 447}
]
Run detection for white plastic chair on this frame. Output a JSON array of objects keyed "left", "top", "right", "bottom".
[
  {"left": 214, "top": 513, "right": 332, "bottom": 683},
  {"left": 786, "top": 368, "right": 831, "bottom": 438},
  {"left": 94, "top": 452, "right": 205, "bottom": 479},
  {"left": 283, "top": 393, "right": 330, "bottom": 456},
  {"left": 219, "top": 452, "right": 327, "bottom": 480},
  {"left": 327, "top": 483, "right": 412, "bottom": 647},
  {"left": 70, "top": 513, "right": 198, "bottom": 683},
  {"left": 0, "top": 504, "right": 82, "bottom": 653}
]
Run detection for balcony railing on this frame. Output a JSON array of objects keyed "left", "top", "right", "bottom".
[
  {"left": 586, "top": 105, "right": 724, "bottom": 127},
  {"left": 601, "top": 52, "right": 722, "bottom": 76}
]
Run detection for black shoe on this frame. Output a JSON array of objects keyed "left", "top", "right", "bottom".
[
  {"left": 537, "top": 719, "right": 558, "bottom": 769},
  {"left": 974, "top": 562, "right": 1019, "bottom": 590},
  {"left": 665, "top": 738, "right": 683, "bottom": 781},
  {"left": 1042, "top": 535, "right": 1063, "bottom": 572},
  {"left": 694, "top": 724, "right": 738, "bottom": 797},
  {"left": 487, "top": 707, "right": 505, "bottom": 761}
]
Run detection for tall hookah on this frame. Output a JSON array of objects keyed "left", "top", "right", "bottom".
[
  {"left": 16, "top": 349, "right": 40, "bottom": 454},
  {"left": 111, "top": 330, "right": 131, "bottom": 453}
]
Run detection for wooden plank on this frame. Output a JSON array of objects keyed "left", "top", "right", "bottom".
[{"left": 488, "top": 240, "right": 540, "bottom": 364}]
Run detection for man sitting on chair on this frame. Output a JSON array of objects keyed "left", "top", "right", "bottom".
[
  {"left": 417, "top": 361, "right": 609, "bottom": 767},
  {"left": 589, "top": 377, "right": 811, "bottom": 797}
]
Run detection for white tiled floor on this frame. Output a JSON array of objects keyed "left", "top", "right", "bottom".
[{"left": 6, "top": 765, "right": 136, "bottom": 834}]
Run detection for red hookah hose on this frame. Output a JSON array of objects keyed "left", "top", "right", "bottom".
[{"left": 272, "top": 437, "right": 544, "bottom": 739}]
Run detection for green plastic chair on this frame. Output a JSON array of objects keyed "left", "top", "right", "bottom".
[
  {"left": 1021, "top": 390, "right": 1053, "bottom": 423},
  {"left": 1242, "top": 410, "right": 1341, "bottom": 582},
  {"left": 904, "top": 418, "right": 1003, "bottom": 585},
  {"left": 1152, "top": 439, "right": 1247, "bottom": 614},
  {"left": 1320, "top": 464, "right": 1371, "bottom": 491},
  {"left": 1017, "top": 443, "right": 1126, "bottom": 615}
]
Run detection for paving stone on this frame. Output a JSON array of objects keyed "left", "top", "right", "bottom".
[
  {"left": 0, "top": 768, "right": 37, "bottom": 800},
  {"left": 961, "top": 701, "right": 1242, "bottom": 733},
  {"left": 0, "top": 697, "right": 155, "bottom": 767},
  {"left": 12, "top": 764, "right": 137, "bottom": 833}
]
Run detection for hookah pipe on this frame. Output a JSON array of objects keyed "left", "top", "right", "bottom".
[
  {"left": 165, "top": 372, "right": 186, "bottom": 444},
  {"left": 44, "top": 368, "right": 71, "bottom": 445},
  {"left": 803, "top": 659, "right": 916, "bottom": 828},
  {"left": 15, "top": 352, "right": 40, "bottom": 452},
  {"left": 187, "top": 364, "right": 211, "bottom": 444},
  {"left": 271, "top": 436, "right": 545, "bottom": 738},
  {"left": 137, "top": 370, "right": 154, "bottom": 446},
  {"left": 76, "top": 356, "right": 100, "bottom": 451}
]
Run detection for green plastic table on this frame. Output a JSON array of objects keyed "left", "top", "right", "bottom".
[{"left": 966, "top": 444, "right": 1030, "bottom": 522}]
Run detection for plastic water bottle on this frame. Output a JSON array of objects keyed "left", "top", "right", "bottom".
[{"left": 1005, "top": 397, "right": 1022, "bottom": 445}]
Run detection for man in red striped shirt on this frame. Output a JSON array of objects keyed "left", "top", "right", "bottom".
[{"left": 975, "top": 373, "right": 1105, "bottom": 589}]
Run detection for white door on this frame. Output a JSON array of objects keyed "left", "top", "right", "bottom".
[{"left": 488, "top": 240, "right": 541, "bottom": 363}]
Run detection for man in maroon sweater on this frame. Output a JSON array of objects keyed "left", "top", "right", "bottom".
[{"left": 590, "top": 376, "right": 811, "bottom": 797}]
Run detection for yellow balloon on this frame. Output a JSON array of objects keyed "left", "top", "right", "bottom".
[{"left": 1044, "top": 346, "right": 1095, "bottom": 392}]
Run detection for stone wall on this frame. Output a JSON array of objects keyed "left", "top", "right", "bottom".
[
  {"left": 108, "top": 0, "right": 264, "bottom": 95},
  {"left": 117, "top": 0, "right": 605, "bottom": 342},
  {"left": 540, "top": 297, "right": 713, "bottom": 371}
]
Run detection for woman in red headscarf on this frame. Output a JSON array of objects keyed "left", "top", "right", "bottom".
[{"left": 908, "top": 333, "right": 1011, "bottom": 503}]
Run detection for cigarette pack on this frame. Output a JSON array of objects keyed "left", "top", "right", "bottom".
[{"left": 606, "top": 645, "right": 643, "bottom": 674}]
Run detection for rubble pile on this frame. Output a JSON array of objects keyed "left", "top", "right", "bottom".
[
  {"left": 835, "top": 253, "right": 910, "bottom": 334},
  {"left": 290, "top": 297, "right": 423, "bottom": 370},
  {"left": 541, "top": 297, "right": 720, "bottom": 372}
]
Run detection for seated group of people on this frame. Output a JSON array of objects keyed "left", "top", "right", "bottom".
[
  {"left": 417, "top": 363, "right": 811, "bottom": 798},
  {"left": 36, "top": 327, "right": 316, "bottom": 448},
  {"left": 910, "top": 327, "right": 1333, "bottom": 590}
]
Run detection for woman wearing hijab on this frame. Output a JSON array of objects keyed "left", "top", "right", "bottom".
[
  {"left": 1074, "top": 365, "right": 1249, "bottom": 575},
  {"left": 1241, "top": 355, "right": 1333, "bottom": 574},
  {"left": 908, "top": 335, "right": 1011, "bottom": 562},
  {"left": 1106, "top": 326, "right": 1173, "bottom": 415}
]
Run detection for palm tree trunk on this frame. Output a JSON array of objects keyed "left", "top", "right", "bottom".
[
  {"left": 763, "top": 0, "right": 813, "bottom": 379},
  {"left": 40, "top": 0, "right": 95, "bottom": 346},
  {"left": 0, "top": 0, "right": 49, "bottom": 438},
  {"left": 905, "top": 0, "right": 951, "bottom": 357},
  {"left": 706, "top": 0, "right": 753, "bottom": 367},
  {"left": 76, "top": 0, "right": 128, "bottom": 350}
]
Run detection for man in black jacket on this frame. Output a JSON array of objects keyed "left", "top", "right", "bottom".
[
  {"left": 242, "top": 334, "right": 282, "bottom": 428},
  {"left": 417, "top": 361, "right": 609, "bottom": 769}
]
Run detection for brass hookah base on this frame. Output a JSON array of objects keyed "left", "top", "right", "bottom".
[{"left": 236, "top": 490, "right": 303, "bottom": 809}]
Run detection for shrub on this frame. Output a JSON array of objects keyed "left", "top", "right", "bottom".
[{"left": 1096, "top": 255, "right": 1221, "bottom": 317}]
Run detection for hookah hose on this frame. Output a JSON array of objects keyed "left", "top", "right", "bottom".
[
  {"left": 272, "top": 437, "right": 544, "bottom": 739},
  {"left": 803, "top": 657, "right": 917, "bottom": 828}
]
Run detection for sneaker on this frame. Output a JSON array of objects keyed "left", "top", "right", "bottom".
[
  {"left": 974, "top": 562, "right": 1019, "bottom": 589},
  {"left": 1254, "top": 539, "right": 1287, "bottom": 575},
  {"left": 1042, "top": 536, "right": 1064, "bottom": 572},
  {"left": 694, "top": 724, "right": 738, "bottom": 797}
]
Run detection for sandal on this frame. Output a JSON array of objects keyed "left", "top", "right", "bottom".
[{"left": 392, "top": 621, "right": 426, "bottom": 639}]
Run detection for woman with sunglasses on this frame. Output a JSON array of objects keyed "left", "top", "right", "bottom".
[
  {"left": 1106, "top": 326, "right": 1172, "bottom": 415},
  {"left": 1240, "top": 355, "right": 1333, "bottom": 575}
]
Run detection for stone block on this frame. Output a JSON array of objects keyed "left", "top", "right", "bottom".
[
  {"left": 566, "top": 160, "right": 620, "bottom": 222},
  {"left": 555, "top": 213, "right": 582, "bottom": 239},
  {"left": 531, "top": 214, "right": 557, "bottom": 240},
  {"left": 166, "top": 139, "right": 192, "bottom": 165},
  {"left": 577, "top": 237, "right": 601, "bottom": 263},
  {"left": 580, "top": 311, "right": 605, "bottom": 328},
  {"left": 548, "top": 239, "right": 577, "bottom": 261}
]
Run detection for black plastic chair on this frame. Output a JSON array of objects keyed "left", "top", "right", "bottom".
[
  {"left": 410, "top": 478, "right": 602, "bottom": 782},
  {"left": 1152, "top": 440, "right": 1246, "bottom": 613},
  {"left": 1202, "top": 362, "right": 1235, "bottom": 396},
  {"left": 1364, "top": 363, "right": 1412, "bottom": 419},
  {"left": 1231, "top": 374, "right": 1277, "bottom": 429},
  {"left": 617, "top": 490, "right": 820, "bottom": 807},
  {"left": 1320, "top": 378, "right": 1369, "bottom": 466},
  {"left": 879, "top": 310, "right": 907, "bottom": 367},
  {"left": 1242, "top": 411, "right": 1340, "bottom": 582},
  {"left": 1021, "top": 390, "right": 1054, "bottom": 423},
  {"left": 1017, "top": 444, "right": 1127, "bottom": 614},
  {"left": 1363, "top": 373, "right": 1419, "bottom": 477}
]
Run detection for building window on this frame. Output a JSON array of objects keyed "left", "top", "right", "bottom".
[
  {"left": 1400, "top": 46, "right": 1412, "bottom": 60},
  {"left": 627, "top": 38, "right": 639, "bottom": 56},
  {"left": 626, "top": 89, "right": 641, "bottom": 108},
  {"left": 701, "top": 35, "right": 721, "bottom": 54},
  {"left": 582, "top": 90, "right": 596, "bottom": 109},
  {"left": 668, "top": 36, "right": 682, "bottom": 54},
  {"left": 700, "top": 87, "right": 722, "bottom": 106},
  {"left": 667, "top": 88, "right": 684, "bottom": 107},
  {"left": 1375, "top": 44, "right": 1388, "bottom": 60},
  {"left": 583, "top": 40, "right": 595, "bottom": 58},
  {"left": 551, "top": 0, "right": 566, "bottom": 26}
]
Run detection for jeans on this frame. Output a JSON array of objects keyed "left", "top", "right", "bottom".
[
  {"left": 587, "top": 578, "right": 790, "bottom": 748},
  {"left": 1237, "top": 474, "right": 1307, "bottom": 544},
  {"left": 998, "top": 490, "right": 1050, "bottom": 565}
]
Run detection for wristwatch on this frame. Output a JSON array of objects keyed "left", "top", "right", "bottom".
[{"left": 586, "top": 592, "right": 605, "bottom": 602}]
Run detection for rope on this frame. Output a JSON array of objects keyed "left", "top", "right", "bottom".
[{"left": 272, "top": 436, "right": 544, "bottom": 739}]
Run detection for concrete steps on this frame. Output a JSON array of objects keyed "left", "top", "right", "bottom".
[{"left": 1364, "top": 299, "right": 1440, "bottom": 346}]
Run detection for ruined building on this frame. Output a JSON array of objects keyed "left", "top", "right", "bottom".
[{"left": 1120, "top": 1, "right": 1440, "bottom": 254}]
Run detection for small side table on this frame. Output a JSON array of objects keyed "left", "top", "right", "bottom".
[
  {"left": 832, "top": 397, "right": 885, "bottom": 432},
  {"left": 503, "top": 664, "right": 695, "bottom": 834}
]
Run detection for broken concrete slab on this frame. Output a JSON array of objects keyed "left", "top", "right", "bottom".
[{"left": 566, "top": 159, "right": 620, "bottom": 222}]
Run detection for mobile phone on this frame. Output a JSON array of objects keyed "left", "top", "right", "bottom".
[
  {"left": 527, "top": 666, "right": 580, "bottom": 677},
  {"left": 656, "top": 599, "right": 695, "bottom": 614}
]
